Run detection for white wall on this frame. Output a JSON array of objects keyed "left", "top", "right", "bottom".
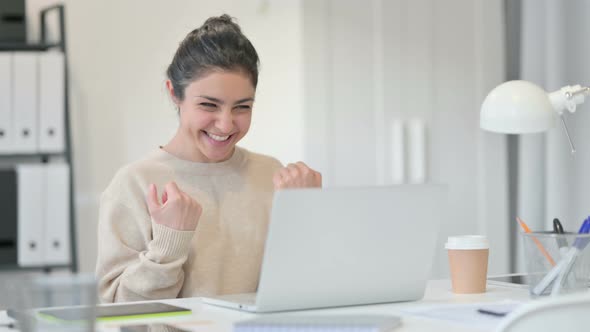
[
  {"left": 28, "top": 0, "right": 304, "bottom": 272},
  {"left": 517, "top": 0, "right": 590, "bottom": 272},
  {"left": 26, "top": 0, "right": 509, "bottom": 278},
  {"left": 303, "top": 0, "right": 509, "bottom": 277}
]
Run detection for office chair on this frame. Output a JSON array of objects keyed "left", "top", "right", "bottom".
[{"left": 496, "top": 291, "right": 590, "bottom": 332}]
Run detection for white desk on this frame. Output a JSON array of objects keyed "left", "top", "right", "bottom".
[{"left": 0, "top": 280, "right": 532, "bottom": 332}]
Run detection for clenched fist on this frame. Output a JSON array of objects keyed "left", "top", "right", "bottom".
[
  {"left": 146, "top": 182, "right": 202, "bottom": 231},
  {"left": 273, "top": 161, "right": 322, "bottom": 190}
]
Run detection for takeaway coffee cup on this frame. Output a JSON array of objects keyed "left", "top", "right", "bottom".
[{"left": 445, "top": 235, "right": 489, "bottom": 294}]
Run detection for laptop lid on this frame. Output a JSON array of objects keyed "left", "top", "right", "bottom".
[{"left": 255, "top": 185, "right": 446, "bottom": 312}]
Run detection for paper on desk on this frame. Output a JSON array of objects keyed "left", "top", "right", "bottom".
[
  {"left": 401, "top": 301, "right": 522, "bottom": 331},
  {"left": 0, "top": 311, "right": 15, "bottom": 331}
]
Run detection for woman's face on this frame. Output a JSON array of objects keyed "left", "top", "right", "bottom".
[{"left": 170, "top": 70, "right": 255, "bottom": 163}]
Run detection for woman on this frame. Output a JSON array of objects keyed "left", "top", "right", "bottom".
[{"left": 96, "top": 14, "right": 321, "bottom": 303}]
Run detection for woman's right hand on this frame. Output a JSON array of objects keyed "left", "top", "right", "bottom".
[{"left": 146, "top": 182, "right": 202, "bottom": 231}]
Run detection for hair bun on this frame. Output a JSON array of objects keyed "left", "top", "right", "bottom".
[
  {"left": 167, "top": 13, "right": 259, "bottom": 101},
  {"left": 202, "top": 14, "right": 242, "bottom": 34}
]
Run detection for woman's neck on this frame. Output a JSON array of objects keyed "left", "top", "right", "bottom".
[{"left": 162, "top": 131, "right": 208, "bottom": 163}]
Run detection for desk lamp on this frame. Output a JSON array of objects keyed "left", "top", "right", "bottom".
[{"left": 480, "top": 80, "right": 590, "bottom": 153}]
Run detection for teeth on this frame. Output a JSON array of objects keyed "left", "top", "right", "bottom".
[{"left": 207, "top": 132, "right": 230, "bottom": 142}]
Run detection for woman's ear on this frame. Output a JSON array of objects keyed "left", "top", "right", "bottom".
[{"left": 165, "top": 80, "right": 180, "bottom": 106}]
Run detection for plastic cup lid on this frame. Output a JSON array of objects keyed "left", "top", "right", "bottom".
[{"left": 445, "top": 235, "right": 489, "bottom": 250}]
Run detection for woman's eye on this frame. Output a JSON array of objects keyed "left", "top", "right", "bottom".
[
  {"left": 235, "top": 105, "right": 252, "bottom": 111},
  {"left": 200, "top": 103, "right": 217, "bottom": 109}
]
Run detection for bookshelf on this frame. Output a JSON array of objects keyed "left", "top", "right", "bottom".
[{"left": 0, "top": 4, "right": 77, "bottom": 272}]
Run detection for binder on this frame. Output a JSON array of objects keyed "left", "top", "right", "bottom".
[
  {"left": 38, "top": 52, "right": 65, "bottom": 153},
  {"left": 12, "top": 52, "right": 39, "bottom": 153},
  {"left": 0, "top": 53, "right": 13, "bottom": 153},
  {"left": 17, "top": 164, "right": 46, "bottom": 266},
  {"left": 0, "top": 169, "right": 18, "bottom": 265},
  {"left": 43, "top": 163, "right": 71, "bottom": 265}
]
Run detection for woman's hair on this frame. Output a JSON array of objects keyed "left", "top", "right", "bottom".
[{"left": 166, "top": 14, "right": 259, "bottom": 101}]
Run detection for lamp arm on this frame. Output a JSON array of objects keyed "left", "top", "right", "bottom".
[
  {"left": 559, "top": 115, "right": 576, "bottom": 154},
  {"left": 548, "top": 85, "right": 590, "bottom": 114},
  {"left": 566, "top": 86, "right": 590, "bottom": 99},
  {"left": 547, "top": 85, "right": 589, "bottom": 155}
]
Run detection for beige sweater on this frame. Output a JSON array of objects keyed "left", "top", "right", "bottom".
[{"left": 95, "top": 147, "right": 282, "bottom": 303}]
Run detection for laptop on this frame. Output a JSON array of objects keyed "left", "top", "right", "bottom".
[{"left": 202, "top": 185, "right": 446, "bottom": 312}]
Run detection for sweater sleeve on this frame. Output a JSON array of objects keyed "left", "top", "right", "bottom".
[{"left": 95, "top": 195, "right": 195, "bottom": 303}]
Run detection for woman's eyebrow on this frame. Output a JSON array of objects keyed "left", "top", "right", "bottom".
[
  {"left": 195, "top": 96, "right": 254, "bottom": 105},
  {"left": 234, "top": 97, "right": 254, "bottom": 104},
  {"left": 196, "top": 95, "right": 223, "bottom": 103}
]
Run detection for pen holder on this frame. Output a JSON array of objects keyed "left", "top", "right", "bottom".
[
  {"left": 8, "top": 273, "right": 97, "bottom": 332},
  {"left": 521, "top": 232, "right": 590, "bottom": 297}
]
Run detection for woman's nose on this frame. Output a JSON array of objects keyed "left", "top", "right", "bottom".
[{"left": 215, "top": 110, "right": 234, "bottom": 133}]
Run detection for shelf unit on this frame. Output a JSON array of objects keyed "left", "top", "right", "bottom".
[{"left": 0, "top": 4, "right": 77, "bottom": 272}]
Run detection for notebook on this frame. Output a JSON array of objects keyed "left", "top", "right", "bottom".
[
  {"left": 233, "top": 314, "right": 402, "bottom": 332},
  {"left": 35, "top": 302, "right": 191, "bottom": 322}
]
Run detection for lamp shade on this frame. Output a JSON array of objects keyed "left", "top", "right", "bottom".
[{"left": 480, "top": 80, "right": 556, "bottom": 134}]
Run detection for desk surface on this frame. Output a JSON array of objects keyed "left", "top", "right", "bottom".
[{"left": 0, "top": 280, "right": 532, "bottom": 332}]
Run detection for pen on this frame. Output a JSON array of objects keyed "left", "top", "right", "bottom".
[
  {"left": 533, "top": 219, "right": 590, "bottom": 296},
  {"left": 477, "top": 308, "right": 508, "bottom": 317},
  {"left": 549, "top": 218, "right": 590, "bottom": 296},
  {"left": 572, "top": 218, "right": 590, "bottom": 249},
  {"left": 553, "top": 218, "right": 568, "bottom": 249},
  {"left": 517, "top": 217, "right": 556, "bottom": 266},
  {"left": 553, "top": 218, "right": 564, "bottom": 234}
]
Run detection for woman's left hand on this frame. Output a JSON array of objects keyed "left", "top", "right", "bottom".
[{"left": 273, "top": 162, "right": 322, "bottom": 190}]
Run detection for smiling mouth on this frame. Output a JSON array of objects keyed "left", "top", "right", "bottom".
[{"left": 204, "top": 131, "right": 231, "bottom": 142}]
